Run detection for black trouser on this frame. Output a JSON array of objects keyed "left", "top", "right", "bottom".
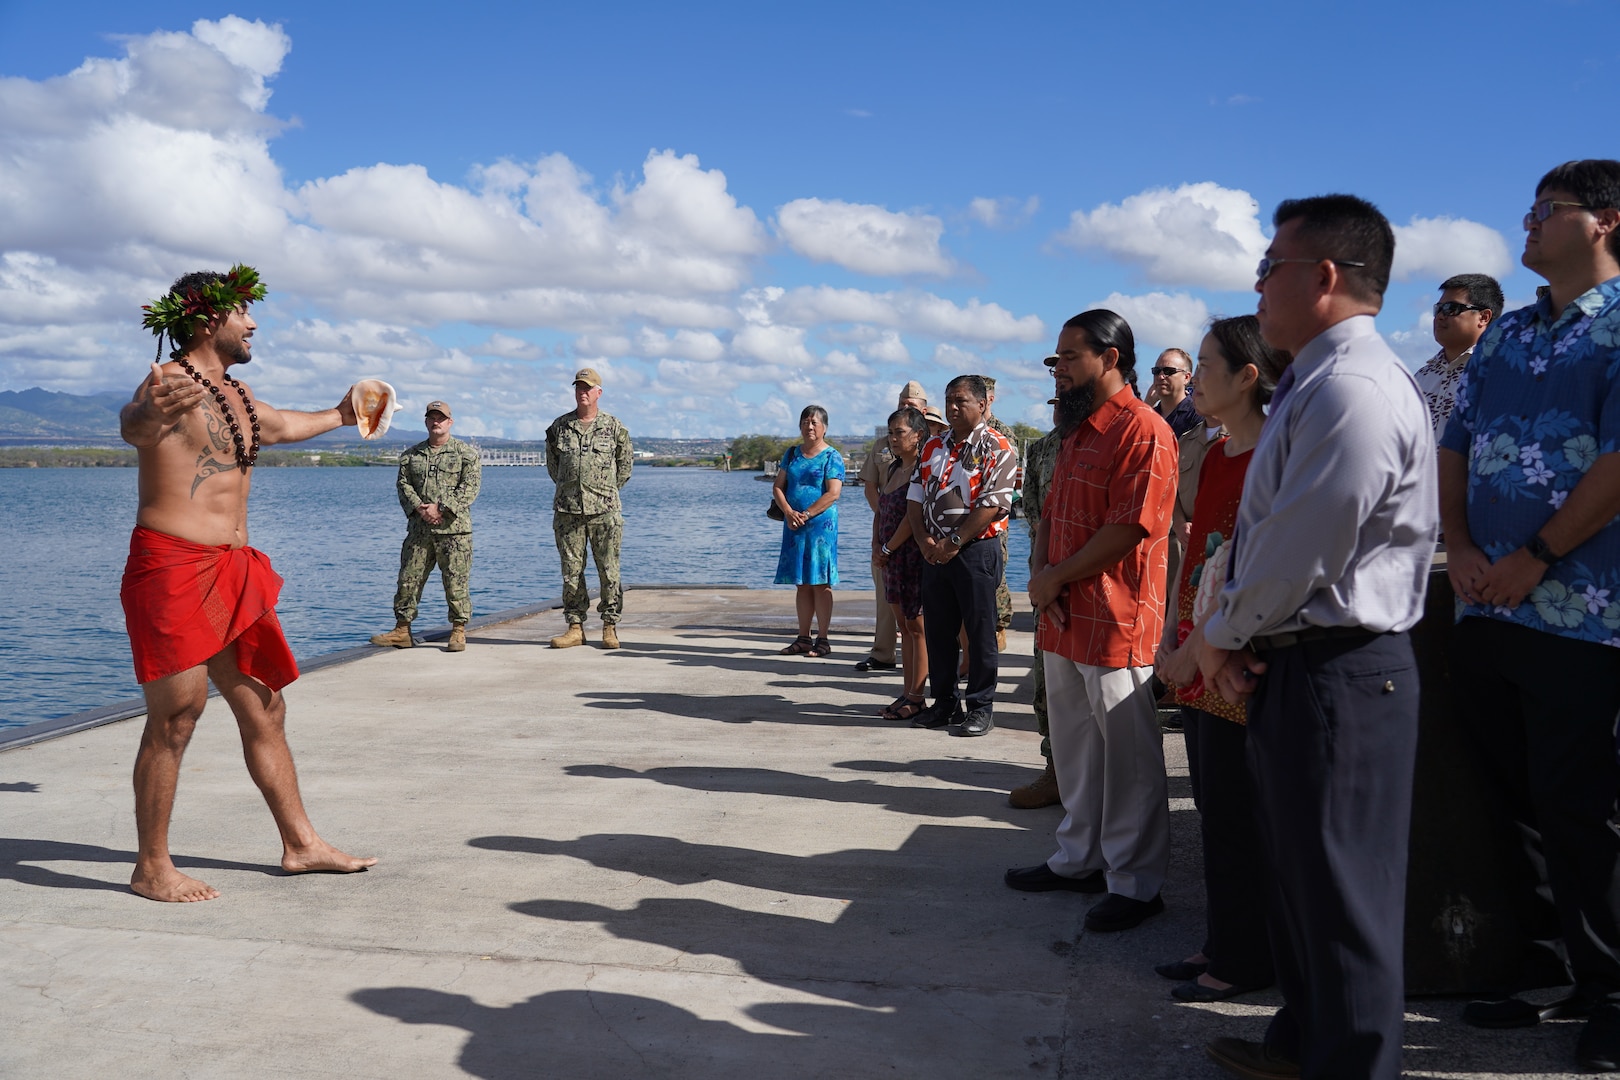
[
  {"left": 920, "top": 538, "right": 1002, "bottom": 713},
  {"left": 1184, "top": 709, "right": 1274, "bottom": 988},
  {"left": 1450, "top": 616, "right": 1620, "bottom": 1002},
  {"left": 1248, "top": 631, "right": 1418, "bottom": 1080}
]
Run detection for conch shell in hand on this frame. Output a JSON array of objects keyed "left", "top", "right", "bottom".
[{"left": 350, "top": 379, "right": 400, "bottom": 440}]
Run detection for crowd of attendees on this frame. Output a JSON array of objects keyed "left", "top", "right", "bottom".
[{"left": 766, "top": 158, "right": 1620, "bottom": 1080}]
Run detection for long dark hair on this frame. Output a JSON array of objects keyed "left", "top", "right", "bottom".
[
  {"left": 1062, "top": 309, "right": 1138, "bottom": 395},
  {"left": 1205, "top": 315, "right": 1291, "bottom": 407}
]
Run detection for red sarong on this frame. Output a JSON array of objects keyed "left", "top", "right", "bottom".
[{"left": 120, "top": 525, "right": 300, "bottom": 690}]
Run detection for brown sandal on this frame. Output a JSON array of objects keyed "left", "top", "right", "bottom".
[
  {"left": 780, "top": 635, "right": 813, "bottom": 655},
  {"left": 886, "top": 697, "right": 927, "bottom": 722},
  {"left": 808, "top": 636, "right": 832, "bottom": 658}
]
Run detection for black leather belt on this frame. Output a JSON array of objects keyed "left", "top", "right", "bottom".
[{"left": 1251, "top": 625, "right": 1383, "bottom": 652}]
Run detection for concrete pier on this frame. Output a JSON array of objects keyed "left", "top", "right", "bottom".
[{"left": 0, "top": 589, "right": 1588, "bottom": 1078}]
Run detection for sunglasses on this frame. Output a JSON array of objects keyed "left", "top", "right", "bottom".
[
  {"left": 1255, "top": 256, "right": 1367, "bottom": 284},
  {"left": 1523, "top": 199, "right": 1592, "bottom": 229},
  {"left": 1150, "top": 366, "right": 1190, "bottom": 378},
  {"left": 1434, "top": 301, "right": 1487, "bottom": 318}
]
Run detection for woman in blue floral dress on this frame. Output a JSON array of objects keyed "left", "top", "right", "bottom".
[{"left": 773, "top": 405, "right": 845, "bottom": 657}]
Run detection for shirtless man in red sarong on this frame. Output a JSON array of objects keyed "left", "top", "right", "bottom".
[{"left": 119, "top": 265, "right": 376, "bottom": 902}]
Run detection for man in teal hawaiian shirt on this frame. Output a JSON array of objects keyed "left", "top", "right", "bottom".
[{"left": 1439, "top": 159, "right": 1620, "bottom": 1069}]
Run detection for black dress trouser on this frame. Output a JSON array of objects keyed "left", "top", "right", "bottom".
[
  {"left": 919, "top": 538, "right": 1002, "bottom": 712},
  {"left": 1247, "top": 631, "right": 1418, "bottom": 1080},
  {"left": 1450, "top": 616, "right": 1620, "bottom": 1002}
]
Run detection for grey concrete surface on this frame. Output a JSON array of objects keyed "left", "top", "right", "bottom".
[{"left": 0, "top": 589, "right": 1591, "bottom": 1078}]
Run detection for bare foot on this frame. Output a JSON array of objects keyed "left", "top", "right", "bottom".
[
  {"left": 131, "top": 866, "right": 221, "bottom": 903},
  {"left": 282, "top": 839, "right": 378, "bottom": 874}
]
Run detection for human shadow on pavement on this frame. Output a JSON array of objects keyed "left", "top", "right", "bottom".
[
  {"left": 351, "top": 984, "right": 1065, "bottom": 1079},
  {"left": 575, "top": 690, "right": 902, "bottom": 727},
  {"left": 0, "top": 837, "right": 275, "bottom": 892},
  {"left": 0, "top": 782, "right": 41, "bottom": 792},
  {"left": 562, "top": 762, "right": 1042, "bottom": 824}
]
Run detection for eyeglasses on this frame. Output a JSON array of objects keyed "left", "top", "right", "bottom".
[
  {"left": 1255, "top": 256, "right": 1367, "bottom": 284},
  {"left": 1523, "top": 199, "right": 1592, "bottom": 229},
  {"left": 1149, "top": 366, "right": 1190, "bottom": 378},
  {"left": 1433, "top": 301, "right": 1487, "bottom": 318}
]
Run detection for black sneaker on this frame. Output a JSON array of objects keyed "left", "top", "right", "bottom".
[{"left": 911, "top": 699, "right": 963, "bottom": 729}]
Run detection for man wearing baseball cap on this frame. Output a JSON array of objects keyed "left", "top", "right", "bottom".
[
  {"left": 371, "top": 400, "right": 482, "bottom": 652},
  {"left": 546, "top": 368, "right": 633, "bottom": 648}
]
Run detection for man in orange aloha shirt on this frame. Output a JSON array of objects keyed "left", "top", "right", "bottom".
[{"left": 1005, "top": 309, "right": 1178, "bottom": 934}]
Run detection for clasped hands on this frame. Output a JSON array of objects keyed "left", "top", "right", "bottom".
[
  {"left": 1447, "top": 542, "right": 1545, "bottom": 610},
  {"left": 917, "top": 533, "right": 958, "bottom": 566},
  {"left": 418, "top": 503, "right": 446, "bottom": 525},
  {"left": 1027, "top": 565, "right": 1067, "bottom": 630}
]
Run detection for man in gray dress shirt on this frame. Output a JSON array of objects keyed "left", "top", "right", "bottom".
[{"left": 1198, "top": 195, "right": 1438, "bottom": 1080}]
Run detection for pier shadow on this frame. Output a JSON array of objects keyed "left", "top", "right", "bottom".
[
  {"left": 0, "top": 781, "right": 40, "bottom": 792},
  {"left": 561, "top": 762, "right": 1046, "bottom": 825},
  {"left": 0, "top": 837, "right": 275, "bottom": 892}
]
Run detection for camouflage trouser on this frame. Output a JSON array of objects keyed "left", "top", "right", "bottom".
[
  {"left": 556, "top": 511, "right": 623, "bottom": 625},
  {"left": 394, "top": 524, "right": 473, "bottom": 626},
  {"left": 996, "top": 531, "right": 1012, "bottom": 631}
]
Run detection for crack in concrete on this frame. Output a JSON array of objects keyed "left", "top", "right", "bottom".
[{"left": 582, "top": 966, "right": 651, "bottom": 1071}]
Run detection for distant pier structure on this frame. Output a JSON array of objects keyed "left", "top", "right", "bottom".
[{"left": 473, "top": 445, "right": 544, "bottom": 467}]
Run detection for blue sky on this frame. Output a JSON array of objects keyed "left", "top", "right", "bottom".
[{"left": 0, "top": 2, "right": 1610, "bottom": 437}]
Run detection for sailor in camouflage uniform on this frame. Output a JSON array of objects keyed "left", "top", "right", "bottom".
[
  {"left": 982, "top": 377, "right": 1018, "bottom": 649},
  {"left": 370, "top": 400, "right": 482, "bottom": 652},
  {"left": 546, "top": 367, "right": 633, "bottom": 649},
  {"left": 1008, "top": 386, "right": 1064, "bottom": 809}
]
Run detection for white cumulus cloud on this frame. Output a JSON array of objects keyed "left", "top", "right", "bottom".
[
  {"left": 776, "top": 198, "right": 953, "bottom": 276},
  {"left": 967, "top": 195, "right": 1039, "bottom": 229},
  {"left": 1057, "top": 182, "right": 1268, "bottom": 291},
  {"left": 1085, "top": 291, "right": 1212, "bottom": 354},
  {"left": 1391, "top": 216, "right": 1513, "bottom": 283}
]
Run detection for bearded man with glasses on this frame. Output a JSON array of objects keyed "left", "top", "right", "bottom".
[
  {"left": 1414, "top": 273, "right": 1503, "bottom": 442},
  {"left": 1439, "top": 159, "right": 1620, "bottom": 1073}
]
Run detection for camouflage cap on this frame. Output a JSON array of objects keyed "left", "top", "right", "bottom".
[
  {"left": 573, "top": 367, "right": 603, "bottom": 388},
  {"left": 424, "top": 400, "right": 452, "bottom": 418}
]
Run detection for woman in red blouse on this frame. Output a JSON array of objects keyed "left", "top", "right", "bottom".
[{"left": 1153, "top": 315, "right": 1289, "bottom": 1002}]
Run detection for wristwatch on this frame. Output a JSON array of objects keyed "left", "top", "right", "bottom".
[
  {"left": 1525, "top": 534, "right": 1561, "bottom": 566},
  {"left": 949, "top": 533, "right": 964, "bottom": 548}
]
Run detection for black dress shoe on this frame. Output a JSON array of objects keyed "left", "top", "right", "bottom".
[
  {"left": 1205, "top": 1037, "right": 1300, "bottom": 1080},
  {"left": 1463, "top": 993, "right": 1596, "bottom": 1029},
  {"left": 1154, "top": 959, "right": 1208, "bottom": 981},
  {"left": 854, "top": 656, "right": 896, "bottom": 671},
  {"left": 1578, "top": 1004, "right": 1620, "bottom": 1072},
  {"left": 1171, "top": 978, "right": 1271, "bottom": 1002},
  {"left": 911, "top": 699, "right": 962, "bottom": 729},
  {"left": 950, "top": 706, "right": 994, "bottom": 737},
  {"left": 1003, "top": 864, "right": 1107, "bottom": 893},
  {"left": 1084, "top": 892, "right": 1164, "bottom": 932}
]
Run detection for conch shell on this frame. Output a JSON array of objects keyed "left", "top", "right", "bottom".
[{"left": 350, "top": 379, "right": 400, "bottom": 440}]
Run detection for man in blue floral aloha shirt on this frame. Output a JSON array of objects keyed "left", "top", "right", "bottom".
[{"left": 1439, "top": 159, "right": 1620, "bottom": 1071}]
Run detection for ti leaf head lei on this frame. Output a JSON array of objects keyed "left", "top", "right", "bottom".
[{"left": 141, "top": 264, "right": 267, "bottom": 360}]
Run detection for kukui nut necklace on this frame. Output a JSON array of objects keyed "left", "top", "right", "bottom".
[{"left": 175, "top": 355, "right": 260, "bottom": 470}]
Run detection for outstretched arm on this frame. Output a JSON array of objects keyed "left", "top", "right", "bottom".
[{"left": 250, "top": 386, "right": 357, "bottom": 447}]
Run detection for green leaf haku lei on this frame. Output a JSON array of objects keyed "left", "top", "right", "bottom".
[{"left": 141, "top": 264, "right": 267, "bottom": 362}]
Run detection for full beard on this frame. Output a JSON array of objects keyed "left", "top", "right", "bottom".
[
  {"left": 224, "top": 337, "right": 252, "bottom": 366},
  {"left": 1054, "top": 377, "right": 1098, "bottom": 435}
]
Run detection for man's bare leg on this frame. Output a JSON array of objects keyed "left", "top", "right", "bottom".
[
  {"left": 131, "top": 666, "right": 221, "bottom": 902},
  {"left": 207, "top": 646, "right": 377, "bottom": 874}
]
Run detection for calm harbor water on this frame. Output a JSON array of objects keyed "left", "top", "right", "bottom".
[{"left": 0, "top": 466, "right": 1030, "bottom": 732}]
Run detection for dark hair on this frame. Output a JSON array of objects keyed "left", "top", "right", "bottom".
[
  {"left": 887, "top": 406, "right": 929, "bottom": 440},
  {"left": 1536, "top": 159, "right": 1620, "bottom": 261},
  {"left": 1205, "top": 315, "right": 1291, "bottom": 408},
  {"left": 166, "top": 269, "right": 227, "bottom": 352},
  {"left": 1438, "top": 273, "right": 1505, "bottom": 319},
  {"left": 1061, "top": 308, "right": 1138, "bottom": 393},
  {"left": 945, "top": 374, "right": 988, "bottom": 402},
  {"left": 799, "top": 404, "right": 828, "bottom": 427},
  {"left": 1272, "top": 194, "right": 1395, "bottom": 304}
]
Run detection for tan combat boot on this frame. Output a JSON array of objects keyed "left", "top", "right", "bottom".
[
  {"left": 996, "top": 628, "right": 1008, "bottom": 652},
  {"left": 447, "top": 624, "right": 467, "bottom": 652},
  {"left": 1008, "top": 762, "right": 1061, "bottom": 809},
  {"left": 550, "top": 623, "right": 585, "bottom": 649},
  {"left": 601, "top": 624, "right": 620, "bottom": 650},
  {"left": 370, "top": 623, "right": 413, "bottom": 648}
]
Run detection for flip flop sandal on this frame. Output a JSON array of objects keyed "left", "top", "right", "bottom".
[
  {"left": 808, "top": 636, "right": 832, "bottom": 658},
  {"left": 779, "top": 635, "right": 813, "bottom": 655}
]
